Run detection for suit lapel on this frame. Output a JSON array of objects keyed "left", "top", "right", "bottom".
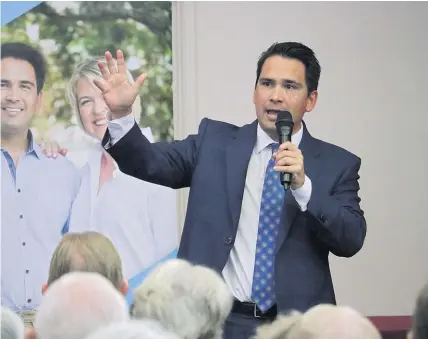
[
  {"left": 225, "top": 120, "right": 258, "bottom": 231},
  {"left": 276, "top": 121, "right": 322, "bottom": 253}
]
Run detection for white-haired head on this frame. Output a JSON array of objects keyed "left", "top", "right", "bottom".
[
  {"left": 86, "top": 319, "right": 180, "bottom": 339},
  {"left": 288, "top": 304, "right": 382, "bottom": 339},
  {"left": 1, "top": 307, "right": 24, "bottom": 339},
  {"left": 34, "top": 272, "right": 129, "bottom": 339},
  {"left": 131, "top": 259, "right": 233, "bottom": 339}
]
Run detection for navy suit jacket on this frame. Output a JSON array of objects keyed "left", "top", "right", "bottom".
[{"left": 104, "top": 118, "right": 367, "bottom": 313}]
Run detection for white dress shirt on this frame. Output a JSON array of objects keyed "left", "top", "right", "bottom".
[
  {"left": 222, "top": 124, "right": 312, "bottom": 301},
  {"left": 106, "top": 115, "right": 312, "bottom": 301},
  {"left": 67, "top": 142, "right": 179, "bottom": 281}
]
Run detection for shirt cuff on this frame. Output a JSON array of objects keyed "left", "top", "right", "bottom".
[
  {"left": 291, "top": 175, "right": 312, "bottom": 211},
  {"left": 106, "top": 114, "right": 136, "bottom": 148}
]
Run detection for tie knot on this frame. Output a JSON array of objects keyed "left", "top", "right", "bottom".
[{"left": 271, "top": 143, "right": 280, "bottom": 153}]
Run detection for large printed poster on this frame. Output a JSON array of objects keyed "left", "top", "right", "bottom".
[{"left": 1, "top": 1, "right": 178, "bottom": 307}]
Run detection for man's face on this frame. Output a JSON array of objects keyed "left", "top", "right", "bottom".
[
  {"left": 1, "top": 57, "right": 41, "bottom": 136},
  {"left": 253, "top": 55, "right": 318, "bottom": 139}
]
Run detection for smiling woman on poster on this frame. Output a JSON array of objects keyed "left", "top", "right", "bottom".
[{"left": 65, "top": 57, "right": 178, "bottom": 299}]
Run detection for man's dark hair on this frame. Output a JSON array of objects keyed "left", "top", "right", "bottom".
[
  {"left": 412, "top": 282, "right": 428, "bottom": 339},
  {"left": 255, "top": 42, "right": 321, "bottom": 95},
  {"left": 1, "top": 42, "right": 47, "bottom": 94}
]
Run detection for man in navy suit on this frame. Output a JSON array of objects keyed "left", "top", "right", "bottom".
[{"left": 92, "top": 42, "right": 366, "bottom": 339}]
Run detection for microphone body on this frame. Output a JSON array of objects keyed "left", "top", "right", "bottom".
[{"left": 275, "top": 111, "right": 294, "bottom": 190}]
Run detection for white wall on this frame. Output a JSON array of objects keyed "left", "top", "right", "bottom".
[{"left": 172, "top": 1, "right": 428, "bottom": 316}]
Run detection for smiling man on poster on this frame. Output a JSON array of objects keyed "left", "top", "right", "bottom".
[
  {"left": 1, "top": 42, "right": 80, "bottom": 327},
  {"left": 93, "top": 42, "right": 366, "bottom": 338}
]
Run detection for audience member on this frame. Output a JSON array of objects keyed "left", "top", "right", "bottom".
[
  {"left": 1, "top": 306, "right": 25, "bottom": 339},
  {"left": 409, "top": 281, "right": 428, "bottom": 339},
  {"left": 33, "top": 272, "right": 129, "bottom": 339},
  {"left": 131, "top": 259, "right": 233, "bottom": 339},
  {"left": 86, "top": 319, "right": 180, "bottom": 339},
  {"left": 282, "top": 304, "right": 382, "bottom": 339},
  {"left": 253, "top": 311, "right": 302, "bottom": 339},
  {"left": 41, "top": 231, "right": 128, "bottom": 295}
]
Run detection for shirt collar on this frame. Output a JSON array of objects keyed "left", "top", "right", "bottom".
[
  {"left": 0, "top": 130, "right": 43, "bottom": 159},
  {"left": 255, "top": 122, "right": 303, "bottom": 154},
  {"left": 27, "top": 130, "right": 44, "bottom": 159}
]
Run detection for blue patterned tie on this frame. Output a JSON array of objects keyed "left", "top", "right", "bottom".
[{"left": 251, "top": 143, "right": 285, "bottom": 312}]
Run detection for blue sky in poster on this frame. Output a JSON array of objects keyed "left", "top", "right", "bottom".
[{"left": 1, "top": 1, "right": 42, "bottom": 26}]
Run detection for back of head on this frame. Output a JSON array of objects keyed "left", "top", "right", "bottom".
[
  {"left": 131, "top": 259, "right": 233, "bottom": 339},
  {"left": 47, "top": 231, "right": 124, "bottom": 290},
  {"left": 412, "top": 281, "right": 428, "bottom": 339},
  {"left": 1, "top": 42, "right": 46, "bottom": 94},
  {"left": 1, "top": 307, "right": 24, "bottom": 339},
  {"left": 34, "top": 272, "right": 129, "bottom": 339},
  {"left": 86, "top": 319, "right": 180, "bottom": 339},
  {"left": 289, "top": 304, "right": 381, "bottom": 339}
]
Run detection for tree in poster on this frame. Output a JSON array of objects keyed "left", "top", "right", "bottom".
[{"left": 1, "top": 1, "right": 173, "bottom": 144}]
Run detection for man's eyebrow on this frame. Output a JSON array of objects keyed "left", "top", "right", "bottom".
[
  {"left": 259, "top": 77, "right": 304, "bottom": 87},
  {"left": 283, "top": 79, "right": 304, "bottom": 87}
]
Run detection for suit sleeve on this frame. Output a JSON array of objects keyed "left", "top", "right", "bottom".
[
  {"left": 306, "top": 157, "right": 367, "bottom": 257},
  {"left": 102, "top": 119, "right": 210, "bottom": 189}
]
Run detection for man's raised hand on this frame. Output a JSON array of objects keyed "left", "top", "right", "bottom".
[{"left": 93, "top": 50, "right": 147, "bottom": 120}]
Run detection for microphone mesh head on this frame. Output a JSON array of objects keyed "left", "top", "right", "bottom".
[
  {"left": 275, "top": 111, "right": 294, "bottom": 131},
  {"left": 276, "top": 111, "right": 293, "bottom": 124}
]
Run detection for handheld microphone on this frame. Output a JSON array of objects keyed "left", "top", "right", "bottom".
[{"left": 275, "top": 111, "right": 294, "bottom": 190}]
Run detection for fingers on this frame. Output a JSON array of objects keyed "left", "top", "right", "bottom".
[
  {"left": 274, "top": 146, "right": 304, "bottom": 168},
  {"left": 116, "top": 50, "right": 127, "bottom": 74},
  {"left": 278, "top": 141, "right": 297, "bottom": 152},
  {"left": 50, "top": 141, "right": 61, "bottom": 157},
  {"left": 134, "top": 72, "right": 147, "bottom": 91},
  {"left": 42, "top": 140, "right": 53, "bottom": 158},
  {"left": 59, "top": 148, "right": 68, "bottom": 156},
  {"left": 275, "top": 155, "right": 303, "bottom": 167},
  {"left": 93, "top": 77, "right": 110, "bottom": 93},
  {"left": 274, "top": 150, "right": 299, "bottom": 160},
  {"left": 98, "top": 60, "right": 110, "bottom": 80},
  {"left": 273, "top": 164, "right": 301, "bottom": 173},
  {"left": 105, "top": 51, "right": 118, "bottom": 74}
]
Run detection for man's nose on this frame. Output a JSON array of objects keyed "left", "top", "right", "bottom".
[
  {"left": 5, "top": 87, "right": 21, "bottom": 103},
  {"left": 269, "top": 86, "right": 284, "bottom": 103}
]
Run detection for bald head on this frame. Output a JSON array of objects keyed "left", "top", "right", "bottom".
[
  {"left": 289, "top": 304, "right": 381, "bottom": 339},
  {"left": 34, "top": 272, "right": 129, "bottom": 339},
  {"left": 86, "top": 320, "right": 180, "bottom": 339}
]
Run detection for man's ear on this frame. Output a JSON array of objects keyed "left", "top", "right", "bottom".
[
  {"left": 41, "top": 282, "right": 48, "bottom": 295},
  {"left": 120, "top": 280, "right": 129, "bottom": 296},
  {"left": 305, "top": 90, "right": 318, "bottom": 113}
]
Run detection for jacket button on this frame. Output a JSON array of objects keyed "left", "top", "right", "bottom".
[
  {"left": 319, "top": 214, "right": 325, "bottom": 222},
  {"left": 224, "top": 237, "right": 233, "bottom": 245}
]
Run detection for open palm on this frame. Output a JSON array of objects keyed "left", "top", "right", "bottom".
[{"left": 94, "top": 50, "right": 147, "bottom": 116}]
